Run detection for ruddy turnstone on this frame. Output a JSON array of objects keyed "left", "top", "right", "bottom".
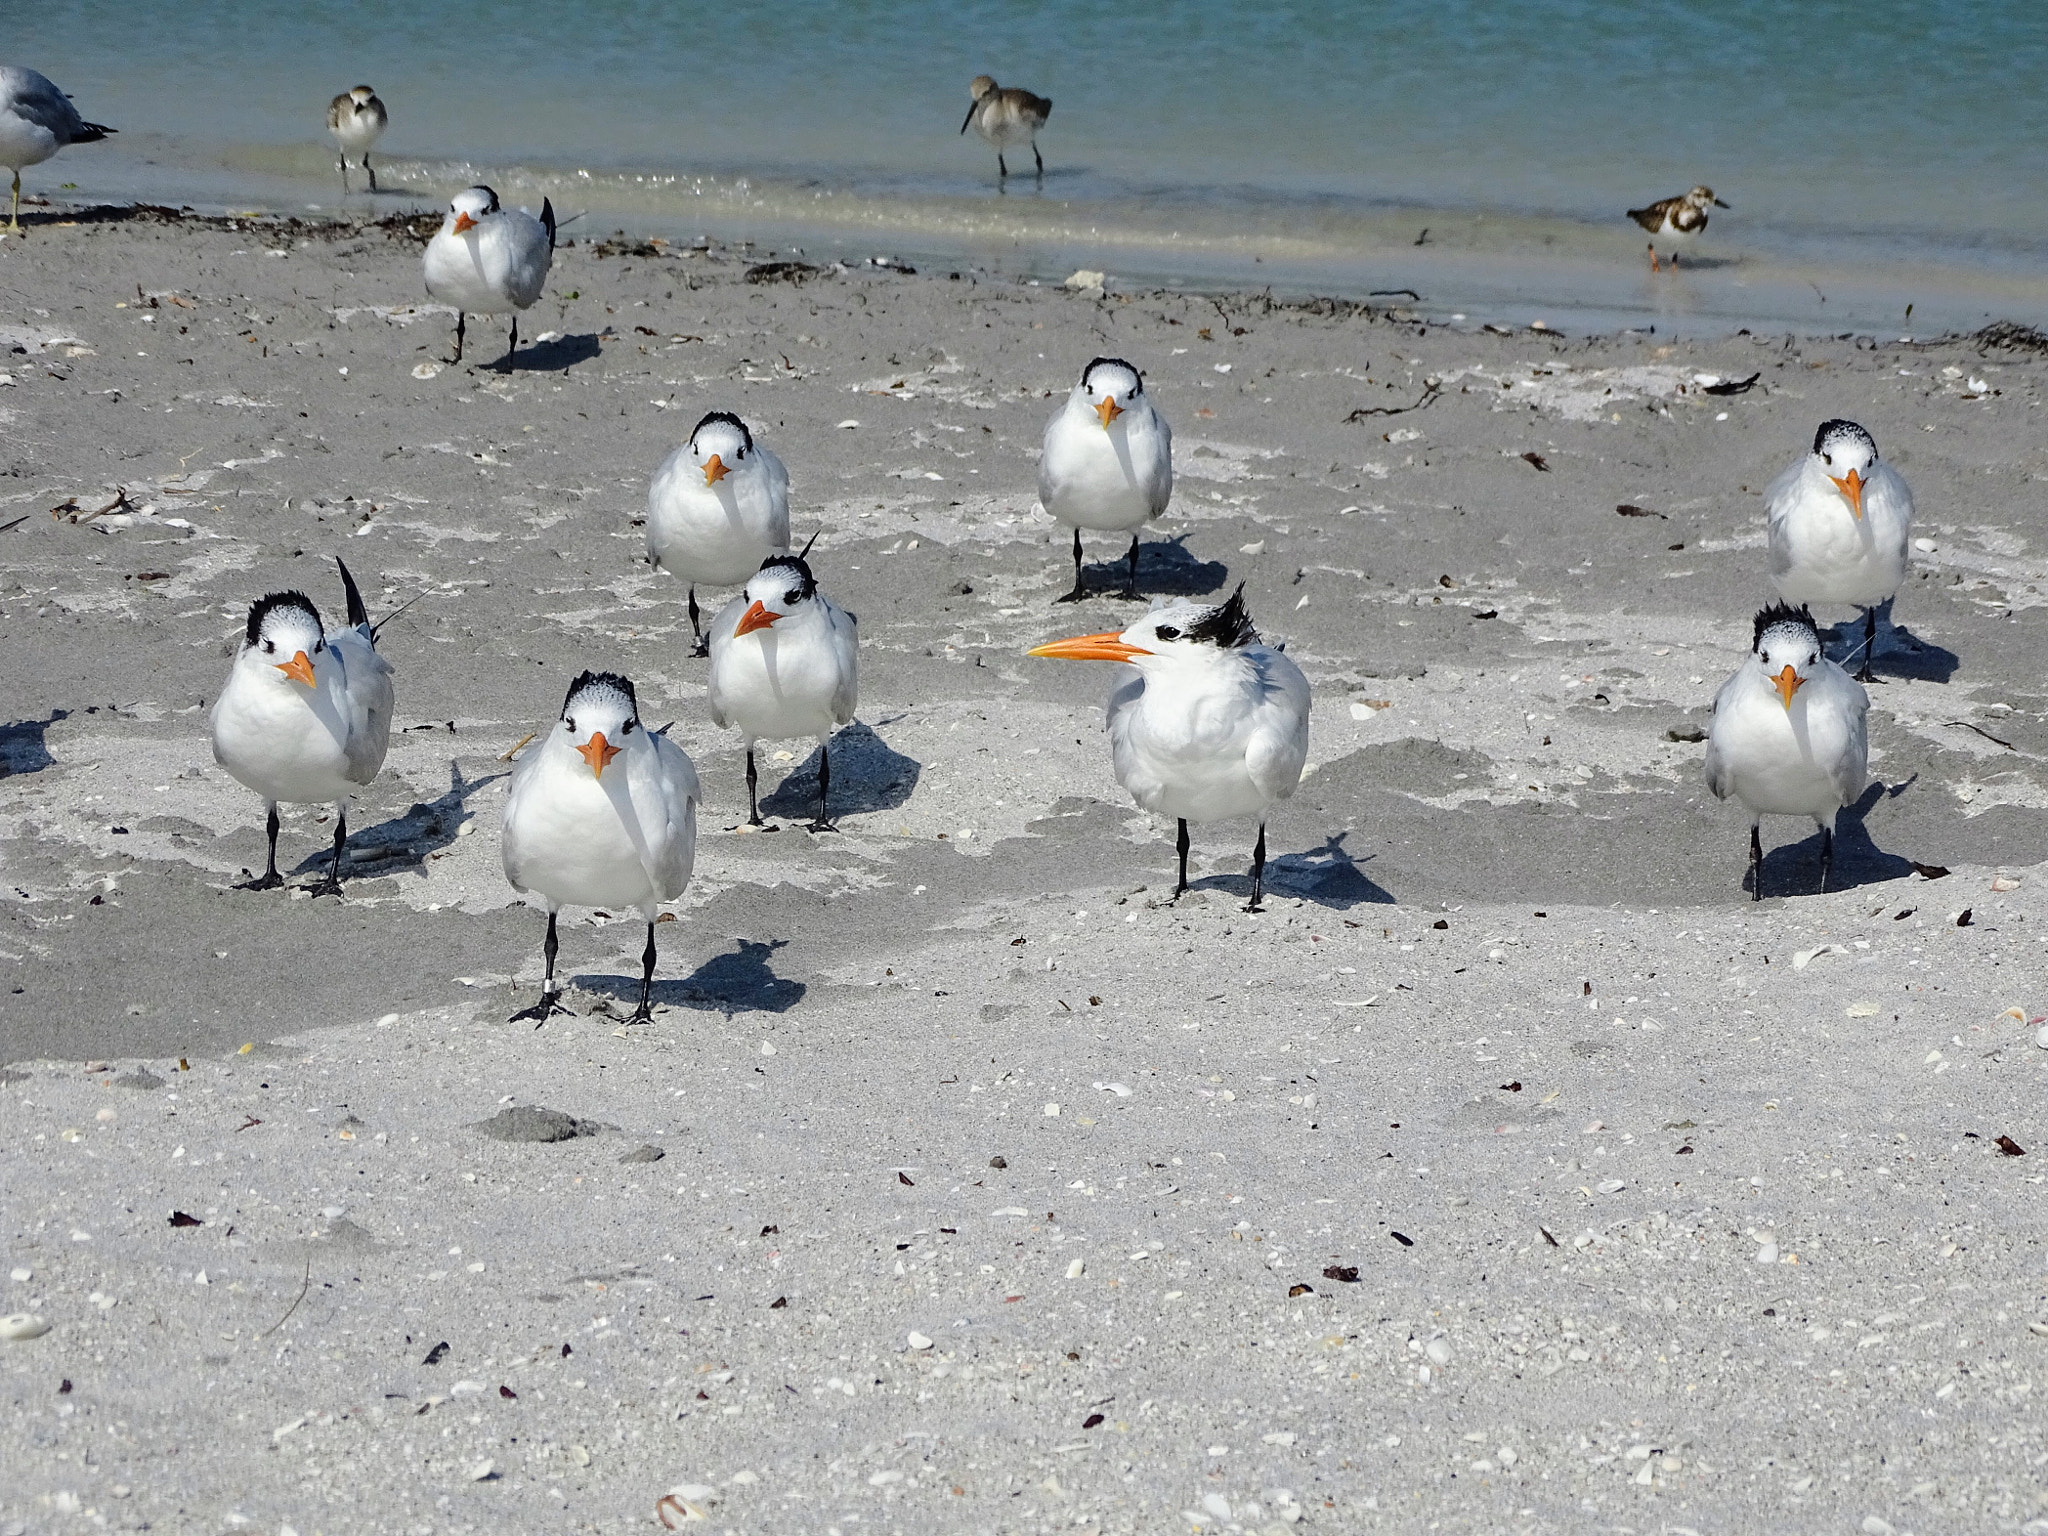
[{"left": 1627, "top": 185, "right": 1727, "bottom": 271}]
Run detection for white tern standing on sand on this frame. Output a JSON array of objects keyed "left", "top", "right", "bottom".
[
  {"left": 1704, "top": 602, "right": 1869, "bottom": 901},
  {"left": 211, "top": 558, "right": 394, "bottom": 896},
  {"left": 326, "top": 85, "right": 387, "bottom": 193},
  {"left": 1030, "top": 586, "right": 1309, "bottom": 911},
  {"left": 423, "top": 184, "right": 555, "bottom": 369},
  {"left": 501, "top": 671, "right": 699, "bottom": 1026},
  {"left": 1040, "top": 356, "right": 1174, "bottom": 603},
  {"left": 0, "top": 66, "right": 114, "bottom": 231},
  {"left": 1766, "top": 418, "right": 1913, "bottom": 682},
  {"left": 707, "top": 547, "right": 859, "bottom": 830},
  {"left": 647, "top": 410, "right": 791, "bottom": 654},
  {"left": 961, "top": 75, "right": 1051, "bottom": 179}
]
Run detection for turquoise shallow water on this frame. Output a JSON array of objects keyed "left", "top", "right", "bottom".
[{"left": 12, "top": 1, "right": 2048, "bottom": 333}]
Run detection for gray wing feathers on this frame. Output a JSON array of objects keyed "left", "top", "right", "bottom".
[
  {"left": 828, "top": 601, "right": 860, "bottom": 724},
  {"left": 330, "top": 629, "right": 393, "bottom": 784},
  {"left": 1701, "top": 672, "right": 1740, "bottom": 800},
  {"left": 1244, "top": 647, "right": 1310, "bottom": 802}
]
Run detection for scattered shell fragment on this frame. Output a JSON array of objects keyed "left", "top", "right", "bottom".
[
  {"left": 1792, "top": 944, "right": 1847, "bottom": 970},
  {"left": 468, "top": 1460, "right": 495, "bottom": 1482},
  {"left": 0, "top": 1313, "right": 51, "bottom": 1341},
  {"left": 412, "top": 362, "right": 442, "bottom": 380},
  {"left": 1991, "top": 875, "right": 2020, "bottom": 892},
  {"left": 1846, "top": 1001, "right": 1879, "bottom": 1017},
  {"left": 906, "top": 1331, "right": 933, "bottom": 1350},
  {"left": 1065, "top": 1258, "right": 1085, "bottom": 1279},
  {"left": 1424, "top": 1338, "right": 1451, "bottom": 1367}
]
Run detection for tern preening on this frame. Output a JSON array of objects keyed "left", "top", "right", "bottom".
[
  {"left": 647, "top": 410, "right": 791, "bottom": 655},
  {"left": 1704, "top": 602, "right": 1868, "bottom": 901},
  {"left": 1030, "top": 586, "right": 1309, "bottom": 912},
  {"left": 707, "top": 548, "right": 859, "bottom": 831},
  {"left": 211, "top": 558, "right": 394, "bottom": 896},
  {"left": 0, "top": 67, "right": 114, "bottom": 231},
  {"left": 1766, "top": 418, "right": 1913, "bottom": 682},
  {"left": 422, "top": 184, "right": 556, "bottom": 369},
  {"left": 1040, "top": 357, "right": 1174, "bottom": 603},
  {"left": 501, "top": 671, "right": 700, "bottom": 1025},
  {"left": 1626, "top": 185, "right": 1727, "bottom": 271},
  {"left": 961, "top": 75, "right": 1051, "bottom": 180},
  {"left": 326, "top": 85, "right": 387, "bottom": 193}
]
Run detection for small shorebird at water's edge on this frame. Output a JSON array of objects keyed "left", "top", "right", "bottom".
[
  {"left": 962, "top": 75, "right": 1051, "bottom": 179},
  {"left": 327, "top": 85, "right": 387, "bottom": 192},
  {"left": 1627, "top": 184, "right": 1727, "bottom": 271}
]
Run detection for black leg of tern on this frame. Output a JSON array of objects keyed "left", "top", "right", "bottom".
[
  {"left": 808, "top": 744, "right": 833, "bottom": 833},
  {"left": 746, "top": 746, "right": 764, "bottom": 826},
  {"left": 239, "top": 804, "right": 285, "bottom": 890},
  {"left": 1120, "top": 534, "right": 1140, "bottom": 599},
  {"left": 1750, "top": 824, "right": 1763, "bottom": 903},
  {"left": 631, "top": 922, "right": 657, "bottom": 1023},
  {"left": 1245, "top": 823, "right": 1267, "bottom": 914},
  {"left": 1855, "top": 607, "right": 1877, "bottom": 683},
  {"left": 451, "top": 310, "right": 465, "bottom": 364},
  {"left": 688, "top": 586, "right": 708, "bottom": 656},
  {"left": 1819, "top": 825, "right": 1834, "bottom": 895},
  {"left": 998, "top": 151, "right": 1009, "bottom": 179},
  {"left": 1056, "top": 527, "right": 1087, "bottom": 603},
  {"left": 512, "top": 911, "right": 565, "bottom": 1025},
  {"left": 307, "top": 808, "right": 348, "bottom": 898},
  {"left": 1174, "top": 818, "right": 1191, "bottom": 900},
  {"left": 502, "top": 315, "right": 519, "bottom": 373}
]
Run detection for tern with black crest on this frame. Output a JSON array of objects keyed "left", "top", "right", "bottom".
[
  {"left": 501, "top": 671, "right": 699, "bottom": 1025},
  {"left": 708, "top": 545, "right": 859, "bottom": 830},
  {"left": 1627, "top": 185, "right": 1727, "bottom": 271},
  {"left": 1766, "top": 418, "right": 1913, "bottom": 682},
  {"left": 961, "top": 76, "right": 1051, "bottom": 179},
  {"left": 211, "top": 557, "right": 394, "bottom": 896},
  {"left": 1040, "top": 356, "right": 1174, "bottom": 602},
  {"left": 0, "top": 67, "right": 114, "bottom": 231},
  {"left": 422, "top": 184, "right": 556, "bottom": 368},
  {"left": 326, "top": 85, "right": 387, "bottom": 192},
  {"left": 1030, "top": 586, "right": 1308, "bottom": 912},
  {"left": 1704, "top": 602, "right": 1868, "bottom": 900},
  {"left": 647, "top": 410, "right": 791, "bottom": 655}
]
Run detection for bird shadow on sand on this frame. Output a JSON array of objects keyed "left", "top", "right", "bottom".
[
  {"left": 0, "top": 710, "right": 65, "bottom": 778},
  {"left": 1746, "top": 781, "right": 1915, "bottom": 900},
  {"left": 575, "top": 937, "right": 807, "bottom": 1017},
  {"left": 283, "top": 759, "right": 507, "bottom": 880},
  {"left": 757, "top": 721, "right": 921, "bottom": 822},
  {"left": 1827, "top": 604, "right": 1960, "bottom": 685},
  {"left": 506, "top": 332, "right": 603, "bottom": 373},
  {"left": 1268, "top": 833, "right": 1397, "bottom": 909},
  {"left": 1123, "top": 535, "right": 1230, "bottom": 600}
]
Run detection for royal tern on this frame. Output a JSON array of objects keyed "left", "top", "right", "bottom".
[
  {"left": 0, "top": 67, "right": 114, "bottom": 231},
  {"left": 1703, "top": 602, "right": 1868, "bottom": 901},
  {"left": 422, "top": 184, "right": 556, "bottom": 369},
  {"left": 647, "top": 410, "right": 791, "bottom": 655},
  {"left": 501, "top": 670, "right": 700, "bottom": 1025},
  {"left": 1030, "top": 586, "right": 1309, "bottom": 912},
  {"left": 1040, "top": 357, "right": 1174, "bottom": 603},
  {"left": 1765, "top": 418, "right": 1913, "bottom": 682},
  {"left": 1626, "top": 185, "right": 1727, "bottom": 271},
  {"left": 707, "top": 547, "right": 859, "bottom": 830},
  {"left": 326, "top": 85, "right": 387, "bottom": 193},
  {"left": 210, "top": 557, "right": 394, "bottom": 896},
  {"left": 961, "top": 75, "right": 1051, "bottom": 179}
]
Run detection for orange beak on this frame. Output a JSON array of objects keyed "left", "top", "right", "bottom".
[
  {"left": 1828, "top": 466, "right": 1864, "bottom": 520},
  {"left": 733, "top": 599, "right": 778, "bottom": 637},
  {"left": 452, "top": 212, "right": 477, "bottom": 235},
  {"left": 576, "top": 731, "right": 620, "bottom": 777},
  {"left": 1775, "top": 664, "right": 1803, "bottom": 710},
  {"left": 1095, "top": 394, "right": 1124, "bottom": 429},
  {"left": 702, "top": 453, "right": 729, "bottom": 487},
  {"left": 276, "top": 650, "right": 316, "bottom": 687},
  {"left": 1028, "top": 630, "right": 1150, "bottom": 663}
]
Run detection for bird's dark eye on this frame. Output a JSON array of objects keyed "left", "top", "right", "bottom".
[
  {"left": 262, "top": 640, "right": 274, "bottom": 654},
  {"left": 565, "top": 717, "right": 576, "bottom": 732},
  {"left": 1822, "top": 453, "right": 1832, "bottom": 465},
  {"left": 621, "top": 720, "right": 636, "bottom": 735},
  {"left": 785, "top": 589, "right": 801, "bottom": 605},
  {"left": 1156, "top": 625, "right": 1181, "bottom": 641}
]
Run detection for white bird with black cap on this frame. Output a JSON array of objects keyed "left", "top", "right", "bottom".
[
  {"left": 707, "top": 542, "right": 859, "bottom": 830},
  {"left": 1766, "top": 417, "right": 1913, "bottom": 682},
  {"left": 210, "top": 557, "right": 395, "bottom": 895},
  {"left": 423, "top": 184, "right": 556, "bottom": 368},
  {"left": 1704, "top": 601, "right": 1869, "bottom": 900},
  {"left": 0, "top": 66, "right": 114, "bottom": 231},
  {"left": 1029, "top": 585, "right": 1308, "bottom": 911},
  {"left": 1040, "top": 356, "right": 1174, "bottom": 602},
  {"left": 647, "top": 409, "right": 791, "bottom": 654},
  {"left": 326, "top": 85, "right": 387, "bottom": 193},
  {"left": 501, "top": 670, "right": 700, "bottom": 1025}
]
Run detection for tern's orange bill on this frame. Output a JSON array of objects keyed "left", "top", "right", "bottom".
[
  {"left": 733, "top": 599, "right": 778, "bottom": 637},
  {"left": 1028, "top": 631, "right": 1149, "bottom": 663},
  {"left": 702, "top": 453, "right": 729, "bottom": 487},
  {"left": 452, "top": 212, "right": 477, "bottom": 235},
  {"left": 1095, "top": 394, "right": 1123, "bottom": 429},
  {"left": 1775, "top": 664, "right": 1803, "bottom": 710},
  {"left": 577, "top": 731, "right": 621, "bottom": 777},
  {"left": 276, "top": 650, "right": 316, "bottom": 687},
  {"left": 1828, "top": 467, "right": 1864, "bottom": 519}
]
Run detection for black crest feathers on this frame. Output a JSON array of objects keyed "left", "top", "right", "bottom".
[
  {"left": 756, "top": 553, "right": 817, "bottom": 602},
  {"left": 1187, "top": 584, "right": 1258, "bottom": 649},
  {"left": 691, "top": 410, "right": 753, "bottom": 454},
  {"left": 1813, "top": 418, "right": 1876, "bottom": 457},
  {"left": 561, "top": 670, "right": 639, "bottom": 720},
  {"left": 1752, "top": 601, "right": 1819, "bottom": 652},
  {"left": 1081, "top": 356, "right": 1142, "bottom": 393},
  {"left": 245, "top": 590, "right": 321, "bottom": 646},
  {"left": 336, "top": 556, "right": 369, "bottom": 631}
]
